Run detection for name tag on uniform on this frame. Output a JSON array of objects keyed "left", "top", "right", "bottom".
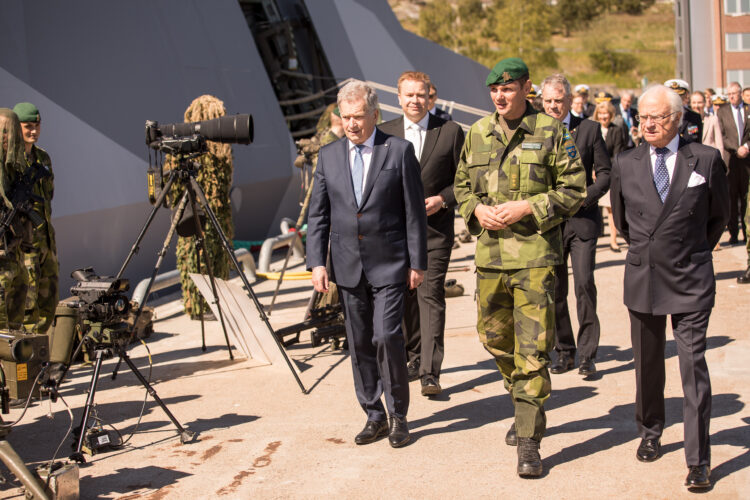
[{"left": 521, "top": 142, "right": 542, "bottom": 150}]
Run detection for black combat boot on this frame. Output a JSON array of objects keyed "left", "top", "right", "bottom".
[{"left": 517, "top": 438, "right": 543, "bottom": 477}]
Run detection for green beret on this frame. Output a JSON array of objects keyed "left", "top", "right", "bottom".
[
  {"left": 13, "top": 102, "right": 40, "bottom": 122},
  {"left": 332, "top": 106, "right": 340, "bottom": 117},
  {"left": 486, "top": 57, "right": 529, "bottom": 86}
]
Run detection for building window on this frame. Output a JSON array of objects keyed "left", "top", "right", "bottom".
[
  {"left": 725, "top": 0, "right": 750, "bottom": 15},
  {"left": 727, "top": 70, "right": 750, "bottom": 87},
  {"left": 726, "top": 33, "right": 750, "bottom": 51}
]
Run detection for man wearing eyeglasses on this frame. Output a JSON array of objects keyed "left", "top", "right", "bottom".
[{"left": 611, "top": 84, "right": 729, "bottom": 490}]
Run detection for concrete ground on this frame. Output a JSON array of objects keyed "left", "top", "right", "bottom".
[{"left": 2, "top": 221, "right": 750, "bottom": 499}]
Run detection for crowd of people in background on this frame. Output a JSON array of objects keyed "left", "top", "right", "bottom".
[{"left": 529, "top": 78, "right": 750, "bottom": 268}]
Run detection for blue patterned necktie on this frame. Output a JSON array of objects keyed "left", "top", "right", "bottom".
[
  {"left": 653, "top": 147, "right": 671, "bottom": 203},
  {"left": 352, "top": 144, "right": 365, "bottom": 205}
]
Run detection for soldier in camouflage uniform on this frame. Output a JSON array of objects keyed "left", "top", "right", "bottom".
[
  {"left": 0, "top": 108, "right": 30, "bottom": 330},
  {"left": 12, "top": 103, "right": 58, "bottom": 334},
  {"left": 454, "top": 58, "right": 585, "bottom": 477},
  {"left": 167, "top": 95, "right": 234, "bottom": 318}
]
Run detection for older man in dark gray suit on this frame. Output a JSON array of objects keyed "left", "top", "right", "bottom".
[
  {"left": 611, "top": 84, "right": 729, "bottom": 490},
  {"left": 307, "top": 80, "right": 427, "bottom": 448}
]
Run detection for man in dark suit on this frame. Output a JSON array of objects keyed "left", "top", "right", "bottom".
[
  {"left": 380, "top": 71, "right": 464, "bottom": 396},
  {"left": 665, "top": 79, "right": 703, "bottom": 144},
  {"left": 428, "top": 82, "right": 453, "bottom": 121},
  {"left": 307, "top": 80, "right": 428, "bottom": 448},
  {"left": 574, "top": 84, "right": 595, "bottom": 118},
  {"left": 717, "top": 81, "right": 750, "bottom": 245},
  {"left": 614, "top": 91, "right": 638, "bottom": 149},
  {"left": 611, "top": 84, "right": 729, "bottom": 490},
  {"left": 540, "top": 74, "right": 611, "bottom": 377}
]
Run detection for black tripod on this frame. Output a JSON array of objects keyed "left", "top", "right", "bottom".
[
  {"left": 115, "top": 153, "right": 306, "bottom": 392},
  {"left": 70, "top": 340, "right": 195, "bottom": 463}
]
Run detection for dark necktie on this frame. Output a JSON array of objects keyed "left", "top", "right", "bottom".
[
  {"left": 653, "top": 147, "right": 670, "bottom": 203},
  {"left": 737, "top": 105, "right": 745, "bottom": 143},
  {"left": 352, "top": 144, "right": 365, "bottom": 205}
]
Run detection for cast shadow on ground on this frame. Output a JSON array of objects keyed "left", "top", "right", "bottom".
[
  {"left": 57, "top": 347, "right": 246, "bottom": 396},
  {"left": 566, "top": 335, "right": 733, "bottom": 380},
  {"left": 409, "top": 386, "right": 598, "bottom": 445},
  {"left": 594, "top": 258, "right": 626, "bottom": 270},
  {"left": 8, "top": 395, "right": 202, "bottom": 464},
  {"left": 710, "top": 417, "right": 750, "bottom": 484},
  {"left": 79, "top": 465, "right": 192, "bottom": 498},
  {"left": 543, "top": 393, "right": 744, "bottom": 476}
]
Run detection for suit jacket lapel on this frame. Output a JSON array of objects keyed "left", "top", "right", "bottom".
[
  {"left": 418, "top": 114, "right": 441, "bottom": 168},
  {"left": 653, "top": 139, "right": 694, "bottom": 231},
  {"left": 630, "top": 143, "right": 662, "bottom": 212},
  {"left": 389, "top": 116, "right": 406, "bottom": 139},
  {"left": 359, "top": 129, "right": 388, "bottom": 208}
]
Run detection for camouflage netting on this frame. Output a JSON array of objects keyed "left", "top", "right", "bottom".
[{"left": 166, "top": 95, "right": 235, "bottom": 317}]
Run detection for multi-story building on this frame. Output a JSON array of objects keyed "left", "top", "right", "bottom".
[{"left": 676, "top": 0, "right": 750, "bottom": 90}]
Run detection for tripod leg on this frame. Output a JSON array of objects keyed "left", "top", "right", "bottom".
[
  {"left": 197, "top": 245, "right": 206, "bottom": 352},
  {"left": 0, "top": 440, "right": 49, "bottom": 500},
  {"left": 189, "top": 178, "right": 307, "bottom": 393},
  {"left": 112, "top": 192, "right": 191, "bottom": 381},
  {"left": 70, "top": 349, "right": 106, "bottom": 463},
  {"left": 116, "top": 170, "right": 179, "bottom": 280},
  {"left": 118, "top": 350, "right": 195, "bottom": 444},
  {"left": 185, "top": 185, "right": 233, "bottom": 360}
]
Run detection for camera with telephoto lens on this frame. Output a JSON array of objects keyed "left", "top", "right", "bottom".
[
  {"left": 144, "top": 113, "right": 253, "bottom": 205},
  {"left": 69, "top": 268, "right": 132, "bottom": 350}
]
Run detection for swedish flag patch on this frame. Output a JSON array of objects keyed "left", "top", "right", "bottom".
[{"left": 562, "top": 129, "right": 579, "bottom": 159}]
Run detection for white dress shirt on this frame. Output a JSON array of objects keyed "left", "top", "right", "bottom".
[
  {"left": 403, "top": 113, "right": 429, "bottom": 160},
  {"left": 348, "top": 129, "right": 376, "bottom": 195},
  {"left": 649, "top": 134, "right": 680, "bottom": 182}
]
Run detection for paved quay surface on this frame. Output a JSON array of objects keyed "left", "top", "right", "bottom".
[{"left": 3, "top": 223, "right": 750, "bottom": 499}]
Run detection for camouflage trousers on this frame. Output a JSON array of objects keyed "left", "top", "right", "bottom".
[
  {"left": 23, "top": 243, "right": 59, "bottom": 333},
  {"left": 0, "top": 247, "right": 29, "bottom": 331},
  {"left": 476, "top": 266, "right": 555, "bottom": 441}
]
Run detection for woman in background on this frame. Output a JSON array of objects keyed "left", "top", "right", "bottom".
[{"left": 594, "top": 100, "right": 625, "bottom": 252}]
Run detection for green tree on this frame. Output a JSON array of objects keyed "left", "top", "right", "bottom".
[
  {"left": 556, "top": 0, "right": 605, "bottom": 37},
  {"left": 607, "top": 0, "right": 656, "bottom": 15},
  {"left": 488, "top": 0, "right": 558, "bottom": 72},
  {"left": 417, "top": 1, "right": 458, "bottom": 50}
]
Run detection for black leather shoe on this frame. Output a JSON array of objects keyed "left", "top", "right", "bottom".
[
  {"left": 578, "top": 358, "right": 596, "bottom": 376},
  {"left": 737, "top": 267, "right": 750, "bottom": 284},
  {"left": 388, "top": 416, "right": 410, "bottom": 448},
  {"left": 421, "top": 374, "right": 442, "bottom": 396},
  {"left": 517, "top": 437, "right": 542, "bottom": 477},
  {"left": 505, "top": 423, "right": 517, "bottom": 446},
  {"left": 636, "top": 438, "right": 661, "bottom": 462},
  {"left": 354, "top": 420, "right": 388, "bottom": 445},
  {"left": 407, "top": 359, "right": 420, "bottom": 382},
  {"left": 550, "top": 351, "right": 574, "bottom": 374},
  {"left": 685, "top": 465, "right": 711, "bottom": 489}
]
